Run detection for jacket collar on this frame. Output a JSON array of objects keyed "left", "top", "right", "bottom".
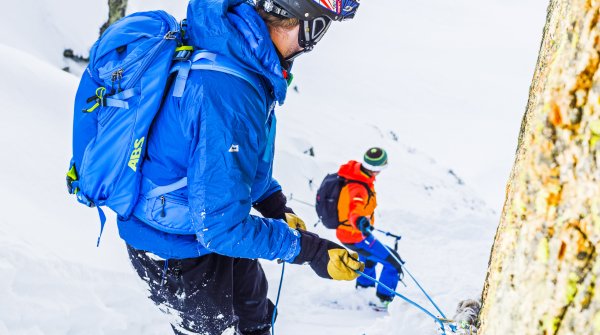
[{"left": 186, "top": 0, "right": 288, "bottom": 104}]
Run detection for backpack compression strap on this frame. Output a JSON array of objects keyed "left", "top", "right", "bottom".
[
  {"left": 170, "top": 50, "right": 262, "bottom": 98},
  {"left": 82, "top": 86, "right": 141, "bottom": 113},
  {"left": 344, "top": 178, "right": 374, "bottom": 202},
  {"left": 141, "top": 51, "right": 263, "bottom": 198},
  {"left": 144, "top": 177, "right": 188, "bottom": 199}
]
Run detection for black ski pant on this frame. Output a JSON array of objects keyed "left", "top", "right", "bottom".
[{"left": 127, "top": 244, "right": 274, "bottom": 335}]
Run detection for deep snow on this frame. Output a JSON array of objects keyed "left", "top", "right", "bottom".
[{"left": 0, "top": 0, "right": 547, "bottom": 334}]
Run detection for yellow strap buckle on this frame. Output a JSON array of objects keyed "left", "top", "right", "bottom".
[
  {"left": 83, "top": 87, "right": 107, "bottom": 113},
  {"left": 174, "top": 46, "right": 194, "bottom": 61}
]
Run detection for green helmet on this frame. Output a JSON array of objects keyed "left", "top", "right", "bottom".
[{"left": 362, "top": 147, "right": 388, "bottom": 172}]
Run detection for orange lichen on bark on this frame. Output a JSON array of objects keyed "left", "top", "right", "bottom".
[
  {"left": 559, "top": 241, "right": 567, "bottom": 260},
  {"left": 550, "top": 100, "right": 564, "bottom": 126}
]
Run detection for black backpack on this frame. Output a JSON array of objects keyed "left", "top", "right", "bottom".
[{"left": 315, "top": 173, "right": 373, "bottom": 229}]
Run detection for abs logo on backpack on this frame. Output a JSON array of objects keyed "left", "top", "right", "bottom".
[
  {"left": 67, "top": 10, "right": 180, "bottom": 219},
  {"left": 67, "top": 7, "right": 264, "bottom": 228},
  {"left": 128, "top": 137, "right": 145, "bottom": 172}
]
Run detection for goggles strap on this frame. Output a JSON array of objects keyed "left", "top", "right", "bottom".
[{"left": 260, "top": 0, "right": 293, "bottom": 18}]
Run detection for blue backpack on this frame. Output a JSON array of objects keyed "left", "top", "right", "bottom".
[{"left": 67, "top": 10, "right": 259, "bottom": 245}]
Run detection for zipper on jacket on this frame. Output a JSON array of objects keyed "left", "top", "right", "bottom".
[{"left": 160, "top": 196, "right": 166, "bottom": 217}]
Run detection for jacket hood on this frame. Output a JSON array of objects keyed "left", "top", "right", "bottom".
[
  {"left": 186, "top": 0, "right": 288, "bottom": 104},
  {"left": 338, "top": 160, "right": 376, "bottom": 185}
]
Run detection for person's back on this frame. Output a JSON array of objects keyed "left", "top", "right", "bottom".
[
  {"left": 112, "top": 0, "right": 365, "bottom": 334},
  {"left": 118, "top": 0, "right": 291, "bottom": 261}
]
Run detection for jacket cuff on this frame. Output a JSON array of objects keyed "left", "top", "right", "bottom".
[
  {"left": 253, "top": 190, "right": 294, "bottom": 220},
  {"left": 290, "top": 230, "right": 322, "bottom": 265},
  {"left": 281, "top": 229, "right": 302, "bottom": 262}
]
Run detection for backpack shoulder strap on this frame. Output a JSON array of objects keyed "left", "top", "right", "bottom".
[
  {"left": 344, "top": 178, "right": 374, "bottom": 197},
  {"left": 342, "top": 177, "right": 375, "bottom": 208},
  {"left": 170, "top": 50, "right": 262, "bottom": 98},
  {"left": 145, "top": 177, "right": 188, "bottom": 199},
  {"left": 335, "top": 177, "right": 373, "bottom": 227},
  {"left": 141, "top": 50, "right": 262, "bottom": 199}
]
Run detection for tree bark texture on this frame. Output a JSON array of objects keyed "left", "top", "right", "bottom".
[
  {"left": 99, "top": 0, "right": 128, "bottom": 36},
  {"left": 479, "top": 0, "right": 600, "bottom": 334}
]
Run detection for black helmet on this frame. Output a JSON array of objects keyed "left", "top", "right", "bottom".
[
  {"left": 259, "top": 0, "right": 360, "bottom": 21},
  {"left": 258, "top": 0, "right": 360, "bottom": 60}
]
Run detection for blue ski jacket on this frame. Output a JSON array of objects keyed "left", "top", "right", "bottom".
[{"left": 117, "top": 0, "right": 301, "bottom": 261}]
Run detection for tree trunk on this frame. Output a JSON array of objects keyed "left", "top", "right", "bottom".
[
  {"left": 99, "top": 0, "right": 128, "bottom": 36},
  {"left": 479, "top": 0, "right": 600, "bottom": 334}
]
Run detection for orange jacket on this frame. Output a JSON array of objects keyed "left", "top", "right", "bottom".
[{"left": 335, "top": 160, "right": 377, "bottom": 244}]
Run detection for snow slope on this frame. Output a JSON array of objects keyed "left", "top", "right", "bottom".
[
  {"left": 0, "top": 0, "right": 545, "bottom": 334},
  {"left": 286, "top": 0, "right": 548, "bottom": 211},
  {"left": 0, "top": 43, "right": 172, "bottom": 334}
]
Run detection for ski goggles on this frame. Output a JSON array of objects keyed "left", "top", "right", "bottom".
[
  {"left": 287, "top": 16, "right": 332, "bottom": 61},
  {"left": 299, "top": 16, "right": 332, "bottom": 51}
]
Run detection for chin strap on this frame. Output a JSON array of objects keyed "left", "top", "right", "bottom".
[{"left": 284, "top": 47, "right": 311, "bottom": 62}]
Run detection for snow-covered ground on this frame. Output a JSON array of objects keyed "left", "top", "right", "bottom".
[{"left": 0, "top": 0, "right": 547, "bottom": 334}]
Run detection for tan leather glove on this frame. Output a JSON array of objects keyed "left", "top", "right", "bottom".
[
  {"left": 325, "top": 249, "right": 364, "bottom": 280},
  {"left": 285, "top": 213, "right": 307, "bottom": 231},
  {"left": 292, "top": 230, "right": 365, "bottom": 281}
]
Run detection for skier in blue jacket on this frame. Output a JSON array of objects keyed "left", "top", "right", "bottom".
[{"left": 118, "top": 0, "right": 363, "bottom": 334}]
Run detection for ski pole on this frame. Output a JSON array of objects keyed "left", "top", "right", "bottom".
[
  {"left": 287, "top": 193, "right": 321, "bottom": 227},
  {"left": 374, "top": 228, "right": 402, "bottom": 251},
  {"left": 288, "top": 193, "right": 315, "bottom": 207},
  {"left": 374, "top": 228, "right": 402, "bottom": 240}
]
